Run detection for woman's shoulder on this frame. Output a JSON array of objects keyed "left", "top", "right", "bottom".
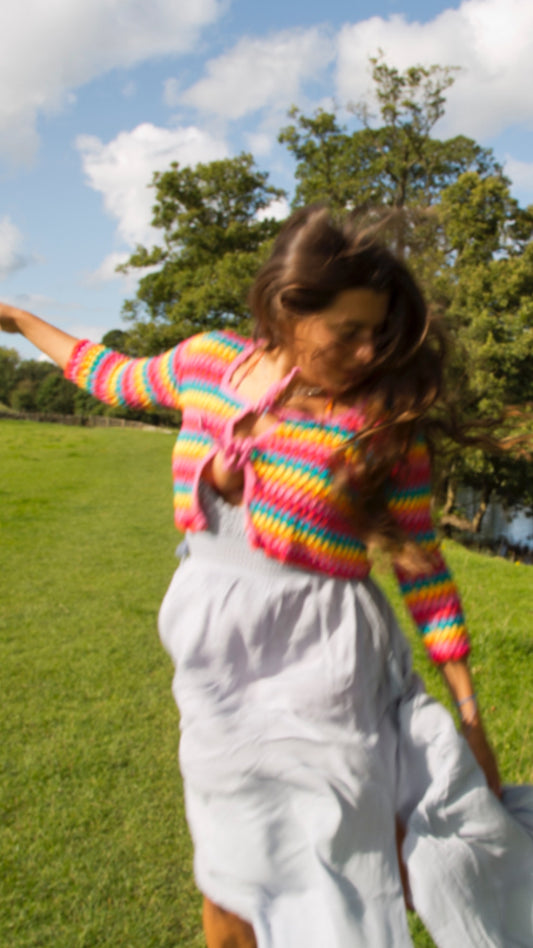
[{"left": 181, "top": 329, "right": 250, "bottom": 365}]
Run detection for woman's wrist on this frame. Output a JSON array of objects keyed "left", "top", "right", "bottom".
[
  {"left": 455, "top": 693, "right": 481, "bottom": 733},
  {"left": 440, "top": 659, "right": 482, "bottom": 729}
]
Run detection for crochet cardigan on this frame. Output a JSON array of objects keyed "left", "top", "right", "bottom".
[{"left": 65, "top": 329, "right": 470, "bottom": 664}]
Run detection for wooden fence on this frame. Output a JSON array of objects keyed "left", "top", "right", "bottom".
[{"left": 0, "top": 409, "right": 175, "bottom": 432}]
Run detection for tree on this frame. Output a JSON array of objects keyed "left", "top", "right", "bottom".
[
  {"left": 0, "top": 347, "right": 19, "bottom": 405},
  {"left": 437, "top": 183, "right": 533, "bottom": 524},
  {"left": 120, "top": 154, "right": 286, "bottom": 353},
  {"left": 279, "top": 57, "right": 499, "bottom": 219},
  {"left": 5, "top": 357, "right": 58, "bottom": 412},
  {"left": 10, "top": 379, "right": 37, "bottom": 412},
  {"left": 101, "top": 329, "right": 131, "bottom": 353},
  {"left": 35, "top": 372, "right": 76, "bottom": 415}
]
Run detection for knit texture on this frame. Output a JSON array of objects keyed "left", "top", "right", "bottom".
[{"left": 65, "top": 330, "right": 470, "bottom": 663}]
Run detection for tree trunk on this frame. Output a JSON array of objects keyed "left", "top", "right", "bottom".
[{"left": 440, "top": 482, "right": 491, "bottom": 534}]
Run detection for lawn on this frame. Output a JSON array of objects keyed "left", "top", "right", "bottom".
[{"left": 1, "top": 420, "right": 532, "bottom": 948}]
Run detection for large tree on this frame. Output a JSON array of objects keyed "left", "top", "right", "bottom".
[
  {"left": 278, "top": 57, "right": 506, "bottom": 298},
  {"left": 279, "top": 58, "right": 498, "bottom": 217},
  {"left": 120, "top": 154, "right": 285, "bottom": 354},
  {"left": 436, "top": 174, "right": 533, "bottom": 521}
]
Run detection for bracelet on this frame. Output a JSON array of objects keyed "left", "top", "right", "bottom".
[
  {"left": 455, "top": 693, "right": 477, "bottom": 708},
  {"left": 456, "top": 693, "right": 479, "bottom": 733}
]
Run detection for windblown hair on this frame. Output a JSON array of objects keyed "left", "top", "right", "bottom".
[{"left": 247, "top": 204, "right": 498, "bottom": 570}]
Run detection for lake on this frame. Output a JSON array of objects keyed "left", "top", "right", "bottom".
[{"left": 456, "top": 488, "right": 533, "bottom": 553}]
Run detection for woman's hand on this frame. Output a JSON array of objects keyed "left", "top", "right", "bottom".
[
  {"left": 204, "top": 451, "right": 245, "bottom": 505},
  {"left": 463, "top": 720, "right": 502, "bottom": 797},
  {"left": 0, "top": 302, "right": 79, "bottom": 369},
  {"left": 0, "top": 302, "right": 25, "bottom": 333},
  {"left": 203, "top": 409, "right": 275, "bottom": 505}
]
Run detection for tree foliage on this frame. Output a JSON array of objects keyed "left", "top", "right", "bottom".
[
  {"left": 35, "top": 371, "right": 76, "bottom": 415},
  {"left": 279, "top": 57, "right": 499, "bottom": 219},
  {"left": 120, "top": 154, "right": 286, "bottom": 354},
  {"left": 0, "top": 347, "right": 19, "bottom": 405}
]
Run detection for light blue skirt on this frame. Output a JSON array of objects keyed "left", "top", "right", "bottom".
[{"left": 159, "top": 488, "right": 533, "bottom": 947}]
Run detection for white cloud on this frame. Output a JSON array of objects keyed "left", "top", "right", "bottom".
[
  {"left": 504, "top": 156, "right": 533, "bottom": 203},
  {"left": 257, "top": 197, "right": 290, "bottom": 222},
  {"left": 0, "top": 0, "right": 225, "bottom": 163},
  {"left": 0, "top": 216, "right": 33, "bottom": 280},
  {"left": 85, "top": 250, "right": 161, "bottom": 290},
  {"left": 76, "top": 122, "right": 229, "bottom": 266},
  {"left": 180, "top": 28, "right": 335, "bottom": 120},
  {"left": 245, "top": 131, "right": 278, "bottom": 158},
  {"left": 87, "top": 252, "right": 132, "bottom": 285},
  {"left": 336, "top": 0, "right": 533, "bottom": 140}
]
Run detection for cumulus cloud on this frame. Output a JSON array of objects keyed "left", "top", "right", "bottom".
[
  {"left": 87, "top": 252, "right": 133, "bottom": 285},
  {"left": 0, "top": 216, "right": 33, "bottom": 280},
  {"left": 504, "top": 156, "right": 533, "bottom": 203},
  {"left": 76, "top": 122, "right": 229, "bottom": 272},
  {"left": 336, "top": 0, "right": 533, "bottom": 140},
  {"left": 179, "top": 28, "right": 335, "bottom": 120},
  {"left": 257, "top": 197, "right": 290, "bottom": 222},
  {"left": 245, "top": 131, "right": 277, "bottom": 157},
  {"left": 0, "top": 0, "right": 225, "bottom": 163}
]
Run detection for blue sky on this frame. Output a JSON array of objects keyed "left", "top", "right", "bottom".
[{"left": 1, "top": 0, "right": 532, "bottom": 359}]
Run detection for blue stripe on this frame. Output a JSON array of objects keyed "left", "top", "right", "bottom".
[
  {"left": 250, "top": 496, "right": 365, "bottom": 555},
  {"left": 176, "top": 431, "right": 212, "bottom": 447},
  {"left": 399, "top": 569, "right": 452, "bottom": 591},
  {"left": 256, "top": 450, "right": 331, "bottom": 486},
  {"left": 183, "top": 378, "right": 241, "bottom": 409}
]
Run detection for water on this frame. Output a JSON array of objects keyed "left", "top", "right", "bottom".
[{"left": 455, "top": 488, "right": 533, "bottom": 552}]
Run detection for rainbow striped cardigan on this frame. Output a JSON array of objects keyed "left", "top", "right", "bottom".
[{"left": 65, "top": 329, "right": 469, "bottom": 664}]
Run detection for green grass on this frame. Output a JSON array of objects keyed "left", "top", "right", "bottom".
[
  {"left": 1, "top": 421, "right": 202, "bottom": 948},
  {"left": 1, "top": 420, "right": 532, "bottom": 948}
]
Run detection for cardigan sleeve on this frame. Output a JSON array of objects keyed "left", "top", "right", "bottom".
[
  {"left": 386, "top": 437, "right": 470, "bottom": 664},
  {"left": 64, "top": 337, "right": 189, "bottom": 411}
]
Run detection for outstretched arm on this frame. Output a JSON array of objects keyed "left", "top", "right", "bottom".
[
  {"left": 0, "top": 303, "right": 79, "bottom": 369},
  {"left": 1, "top": 300, "right": 186, "bottom": 412}
]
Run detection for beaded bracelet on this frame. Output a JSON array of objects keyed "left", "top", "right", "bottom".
[
  {"left": 456, "top": 693, "right": 478, "bottom": 733},
  {"left": 455, "top": 693, "right": 477, "bottom": 709}
]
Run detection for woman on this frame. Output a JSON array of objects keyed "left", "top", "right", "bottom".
[{"left": 2, "top": 206, "right": 532, "bottom": 947}]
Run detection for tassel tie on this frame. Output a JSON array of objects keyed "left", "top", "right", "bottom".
[
  {"left": 217, "top": 365, "right": 301, "bottom": 472},
  {"left": 219, "top": 429, "right": 257, "bottom": 471}
]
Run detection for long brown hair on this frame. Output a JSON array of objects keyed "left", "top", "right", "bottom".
[{"left": 247, "top": 204, "right": 498, "bottom": 570}]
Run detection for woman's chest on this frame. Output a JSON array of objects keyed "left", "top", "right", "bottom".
[{"left": 174, "top": 395, "right": 363, "bottom": 494}]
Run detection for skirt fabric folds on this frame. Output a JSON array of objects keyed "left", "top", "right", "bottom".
[{"left": 158, "top": 491, "right": 533, "bottom": 948}]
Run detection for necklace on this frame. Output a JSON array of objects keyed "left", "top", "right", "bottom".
[
  {"left": 290, "top": 384, "right": 327, "bottom": 398},
  {"left": 280, "top": 381, "right": 336, "bottom": 416}
]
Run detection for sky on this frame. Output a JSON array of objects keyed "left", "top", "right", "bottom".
[{"left": 1, "top": 0, "right": 533, "bottom": 360}]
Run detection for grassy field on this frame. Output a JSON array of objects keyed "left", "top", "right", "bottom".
[{"left": 1, "top": 419, "right": 532, "bottom": 948}]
